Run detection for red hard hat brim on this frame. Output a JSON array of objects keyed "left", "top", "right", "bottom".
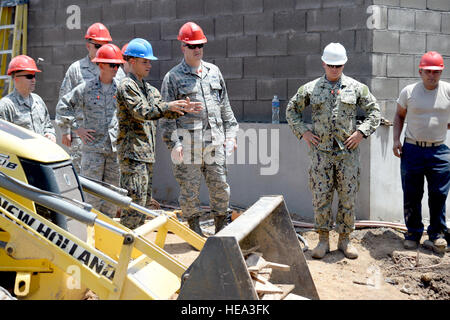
[
  {"left": 92, "top": 58, "right": 125, "bottom": 64},
  {"left": 420, "top": 66, "right": 444, "bottom": 70},
  {"left": 7, "top": 68, "right": 41, "bottom": 75}
]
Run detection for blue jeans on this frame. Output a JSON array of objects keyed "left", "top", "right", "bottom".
[{"left": 401, "top": 142, "right": 450, "bottom": 241}]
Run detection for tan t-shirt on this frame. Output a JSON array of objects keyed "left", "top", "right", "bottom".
[{"left": 397, "top": 81, "right": 450, "bottom": 142}]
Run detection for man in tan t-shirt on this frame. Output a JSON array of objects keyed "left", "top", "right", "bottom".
[{"left": 393, "top": 51, "right": 450, "bottom": 254}]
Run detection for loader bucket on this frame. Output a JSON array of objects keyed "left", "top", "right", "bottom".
[{"left": 178, "top": 195, "right": 319, "bottom": 300}]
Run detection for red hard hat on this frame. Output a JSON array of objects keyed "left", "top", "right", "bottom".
[
  {"left": 177, "top": 22, "right": 207, "bottom": 45},
  {"left": 85, "top": 22, "right": 112, "bottom": 42},
  {"left": 419, "top": 51, "right": 444, "bottom": 70},
  {"left": 7, "top": 55, "right": 42, "bottom": 75},
  {"left": 92, "top": 44, "right": 126, "bottom": 64}
]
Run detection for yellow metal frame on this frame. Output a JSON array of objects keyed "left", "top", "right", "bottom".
[
  {"left": 0, "top": 3, "right": 28, "bottom": 98},
  {"left": 0, "top": 189, "right": 206, "bottom": 299}
]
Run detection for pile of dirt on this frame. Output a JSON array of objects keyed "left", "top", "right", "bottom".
[{"left": 299, "top": 228, "right": 450, "bottom": 300}]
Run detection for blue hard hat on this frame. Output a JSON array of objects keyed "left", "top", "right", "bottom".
[{"left": 124, "top": 38, "right": 158, "bottom": 60}]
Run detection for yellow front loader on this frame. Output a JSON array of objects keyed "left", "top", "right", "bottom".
[{"left": 0, "top": 119, "right": 318, "bottom": 300}]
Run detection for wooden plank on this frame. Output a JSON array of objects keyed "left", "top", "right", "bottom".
[{"left": 261, "top": 284, "right": 295, "bottom": 300}]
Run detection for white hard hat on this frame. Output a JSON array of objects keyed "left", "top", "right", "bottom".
[{"left": 321, "top": 42, "right": 348, "bottom": 65}]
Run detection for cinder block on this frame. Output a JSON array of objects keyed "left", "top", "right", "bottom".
[
  {"left": 295, "top": 0, "right": 321, "bottom": 9},
  {"left": 355, "top": 30, "right": 372, "bottom": 53},
  {"left": 274, "top": 55, "right": 305, "bottom": 78},
  {"left": 215, "top": 15, "right": 244, "bottom": 38},
  {"left": 343, "top": 53, "right": 372, "bottom": 77},
  {"left": 370, "top": 77, "right": 399, "bottom": 100},
  {"left": 400, "top": 0, "right": 427, "bottom": 9},
  {"left": 243, "top": 100, "right": 271, "bottom": 122},
  {"left": 263, "top": 0, "right": 295, "bottom": 11},
  {"left": 387, "top": 55, "right": 415, "bottom": 77},
  {"left": 307, "top": 9, "right": 340, "bottom": 32},
  {"left": 340, "top": 7, "right": 369, "bottom": 30},
  {"left": 321, "top": 30, "right": 356, "bottom": 52},
  {"left": 149, "top": 41, "right": 172, "bottom": 61},
  {"left": 288, "top": 32, "right": 321, "bottom": 55},
  {"left": 226, "top": 79, "right": 256, "bottom": 101},
  {"left": 42, "top": 27, "right": 65, "bottom": 46},
  {"left": 323, "top": 0, "right": 363, "bottom": 8},
  {"left": 227, "top": 36, "right": 257, "bottom": 57},
  {"left": 213, "top": 58, "right": 243, "bottom": 79},
  {"left": 232, "top": 0, "right": 264, "bottom": 14},
  {"left": 427, "top": 34, "right": 450, "bottom": 56},
  {"left": 257, "top": 79, "right": 287, "bottom": 100},
  {"left": 398, "top": 78, "right": 420, "bottom": 92},
  {"left": 28, "top": 9, "right": 56, "bottom": 28},
  {"left": 64, "top": 27, "right": 85, "bottom": 46},
  {"left": 274, "top": 10, "right": 306, "bottom": 34},
  {"left": 125, "top": 0, "right": 152, "bottom": 22},
  {"left": 388, "top": 8, "right": 415, "bottom": 31},
  {"left": 372, "top": 30, "right": 399, "bottom": 53},
  {"left": 257, "top": 34, "right": 288, "bottom": 56},
  {"left": 161, "top": 20, "right": 186, "bottom": 40},
  {"left": 204, "top": 39, "right": 227, "bottom": 59},
  {"left": 243, "top": 57, "right": 274, "bottom": 79},
  {"left": 151, "top": 0, "right": 176, "bottom": 20},
  {"left": 109, "top": 24, "right": 135, "bottom": 43},
  {"left": 176, "top": 0, "right": 205, "bottom": 19},
  {"left": 287, "top": 78, "right": 316, "bottom": 98},
  {"left": 304, "top": 54, "right": 324, "bottom": 77},
  {"left": 134, "top": 22, "right": 161, "bottom": 41},
  {"left": 52, "top": 45, "right": 85, "bottom": 66},
  {"left": 28, "top": 28, "right": 43, "bottom": 47},
  {"left": 399, "top": 32, "right": 426, "bottom": 54},
  {"left": 415, "top": 10, "right": 441, "bottom": 33},
  {"left": 371, "top": 54, "right": 387, "bottom": 77},
  {"left": 102, "top": 3, "right": 127, "bottom": 25},
  {"left": 427, "top": 0, "right": 450, "bottom": 11},
  {"left": 205, "top": 0, "right": 233, "bottom": 16},
  {"left": 244, "top": 13, "right": 274, "bottom": 35},
  {"left": 442, "top": 13, "right": 450, "bottom": 34}
]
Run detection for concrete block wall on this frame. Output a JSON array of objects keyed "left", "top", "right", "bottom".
[
  {"left": 27, "top": 0, "right": 371, "bottom": 123},
  {"left": 370, "top": 1, "right": 450, "bottom": 121},
  {"left": 24, "top": 1, "right": 450, "bottom": 223}
]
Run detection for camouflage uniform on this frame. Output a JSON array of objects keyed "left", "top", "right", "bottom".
[
  {"left": 56, "top": 77, "right": 120, "bottom": 218},
  {"left": 0, "top": 89, "right": 55, "bottom": 138},
  {"left": 116, "top": 72, "right": 181, "bottom": 229},
  {"left": 160, "top": 59, "right": 239, "bottom": 220},
  {"left": 286, "top": 74, "right": 380, "bottom": 234},
  {"left": 56, "top": 55, "right": 125, "bottom": 172}
]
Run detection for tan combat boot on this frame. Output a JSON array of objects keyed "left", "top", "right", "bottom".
[
  {"left": 338, "top": 233, "right": 358, "bottom": 259},
  {"left": 312, "top": 231, "right": 330, "bottom": 259}
]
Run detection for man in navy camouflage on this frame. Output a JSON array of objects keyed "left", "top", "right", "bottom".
[
  {"left": 160, "top": 22, "right": 239, "bottom": 236},
  {"left": 116, "top": 38, "right": 202, "bottom": 230},
  {"left": 286, "top": 43, "right": 381, "bottom": 260}
]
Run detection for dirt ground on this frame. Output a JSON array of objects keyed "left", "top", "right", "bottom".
[{"left": 161, "top": 224, "right": 450, "bottom": 300}]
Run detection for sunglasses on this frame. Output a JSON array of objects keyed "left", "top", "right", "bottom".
[
  {"left": 184, "top": 43, "right": 204, "bottom": 50},
  {"left": 107, "top": 63, "right": 121, "bottom": 69},
  {"left": 327, "top": 64, "right": 343, "bottom": 69},
  {"left": 89, "top": 41, "right": 103, "bottom": 49},
  {"left": 15, "top": 74, "right": 35, "bottom": 79}
]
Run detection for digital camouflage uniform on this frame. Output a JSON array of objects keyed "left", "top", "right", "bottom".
[
  {"left": 0, "top": 89, "right": 55, "bottom": 138},
  {"left": 160, "top": 59, "right": 239, "bottom": 220},
  {"left": 116, "top": 72, "right": 181, "bottom": 229},
  {"left": 286, "top": 74, "right": 380, "bottom": 234},
  {"left": 56, "top": 55, "right": 125, "bottom": 172},
  {"left": 56, "top": 77, "right": 120, "bottom": 218}
]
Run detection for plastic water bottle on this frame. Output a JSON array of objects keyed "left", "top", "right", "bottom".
[{"left": 272, "top": 95, "right": 280, "bottom": 124}]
